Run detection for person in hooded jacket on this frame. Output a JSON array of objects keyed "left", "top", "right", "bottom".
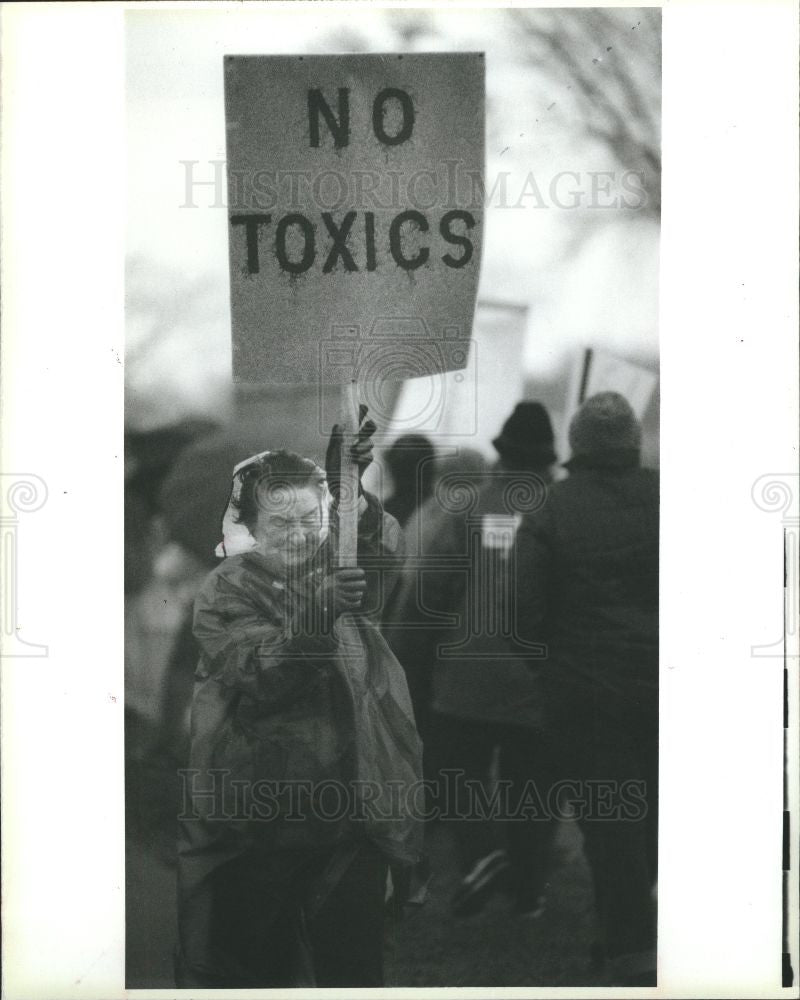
[
  {"left": 175, "top": 411, "right": 422, "bottom": 988},
  {"left": 514, "top": 391, "right": 658, "bottom": 987}
]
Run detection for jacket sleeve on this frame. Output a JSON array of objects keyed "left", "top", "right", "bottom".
[
  {"left": 514, "top": 505, "right": 554, "bottom": 649},
  {"left": 192, "top": 568, "right": 337, "bottom": 706}
]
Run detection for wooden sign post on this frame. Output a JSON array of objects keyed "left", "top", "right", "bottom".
[
  {"left": 224, "top": 53, "right": 485, "bottom": 563},
  {"left": 337, "top": 379, "right": 360, "bottom": 567}
]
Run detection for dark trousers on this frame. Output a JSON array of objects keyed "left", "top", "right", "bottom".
[
  {"left": 547, "top": 681, "right": 658, "bottom": 961},
  {"left": 187, "top": 842, "right": 387, "bottom": 988},
  {"left": 429, "top": 713, "right": 556, "bottom": 899}
]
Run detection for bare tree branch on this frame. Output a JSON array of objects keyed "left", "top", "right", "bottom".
[{"left": 511, "top": 7, "right": 661, "bottom": 215}]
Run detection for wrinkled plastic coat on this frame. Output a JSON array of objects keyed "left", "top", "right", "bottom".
[{"left": 177, "top": 494, "right": 422, "bottom": 981}]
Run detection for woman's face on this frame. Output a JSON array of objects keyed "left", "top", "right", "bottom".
[{"left": 251, "top": 483, "right": 325, "bottom": 575}]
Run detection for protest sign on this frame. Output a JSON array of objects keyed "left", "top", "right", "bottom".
[
  {"left": 225, "top": 53, "right": 485, "bottom": 562},
  {"left": 224, "top": 53, "right": 484, "bottom": 385},
  {"left": 384, "top": 299, "right": 528, "bottom": 453}
]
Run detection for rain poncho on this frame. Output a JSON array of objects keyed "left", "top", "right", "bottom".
[{"left": 177, "top": 458, "right": 422, "bottom": 982}]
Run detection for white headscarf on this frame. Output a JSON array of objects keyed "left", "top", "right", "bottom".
[{"left": 215, "top": 451, "right": 330, "bottom": 559}]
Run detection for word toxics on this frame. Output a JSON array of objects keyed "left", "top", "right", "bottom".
[{"left": 230, "top": 209, "right": 475, "bottom": 276}]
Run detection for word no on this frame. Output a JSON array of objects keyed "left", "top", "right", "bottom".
[{"left": 229, "top": 87, "right": 478, "bottom": 276}]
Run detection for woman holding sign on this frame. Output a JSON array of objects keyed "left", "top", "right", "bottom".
[{"left": 175, "top": 411, "right": 422, "bottom": 988}]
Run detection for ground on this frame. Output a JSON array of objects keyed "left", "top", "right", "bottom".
[{"left": 125, "top": 713, "right": 603, "bottom": 988}]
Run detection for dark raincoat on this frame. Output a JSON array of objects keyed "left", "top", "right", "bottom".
[{"left": 176, "top": 493, "right": 422, "bottom": 982}]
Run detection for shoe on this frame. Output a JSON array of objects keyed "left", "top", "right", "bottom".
[{"left": 451, "top": 849, "right": 510, "bottom": 917}]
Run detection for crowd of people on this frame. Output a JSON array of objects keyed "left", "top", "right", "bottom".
[{"left": 125, "top": 389, "right": 658, "bottom": 988}]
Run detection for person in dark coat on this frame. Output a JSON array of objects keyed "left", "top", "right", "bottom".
[
  {"left": 388, "top": 403, "right": 559, "bottom": 918},
  {"left": 514, "top": 391, "right": 658, "bottom": 986},
  {"left": 176, "top": 416, "right": 423, "bottom": 989}
]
